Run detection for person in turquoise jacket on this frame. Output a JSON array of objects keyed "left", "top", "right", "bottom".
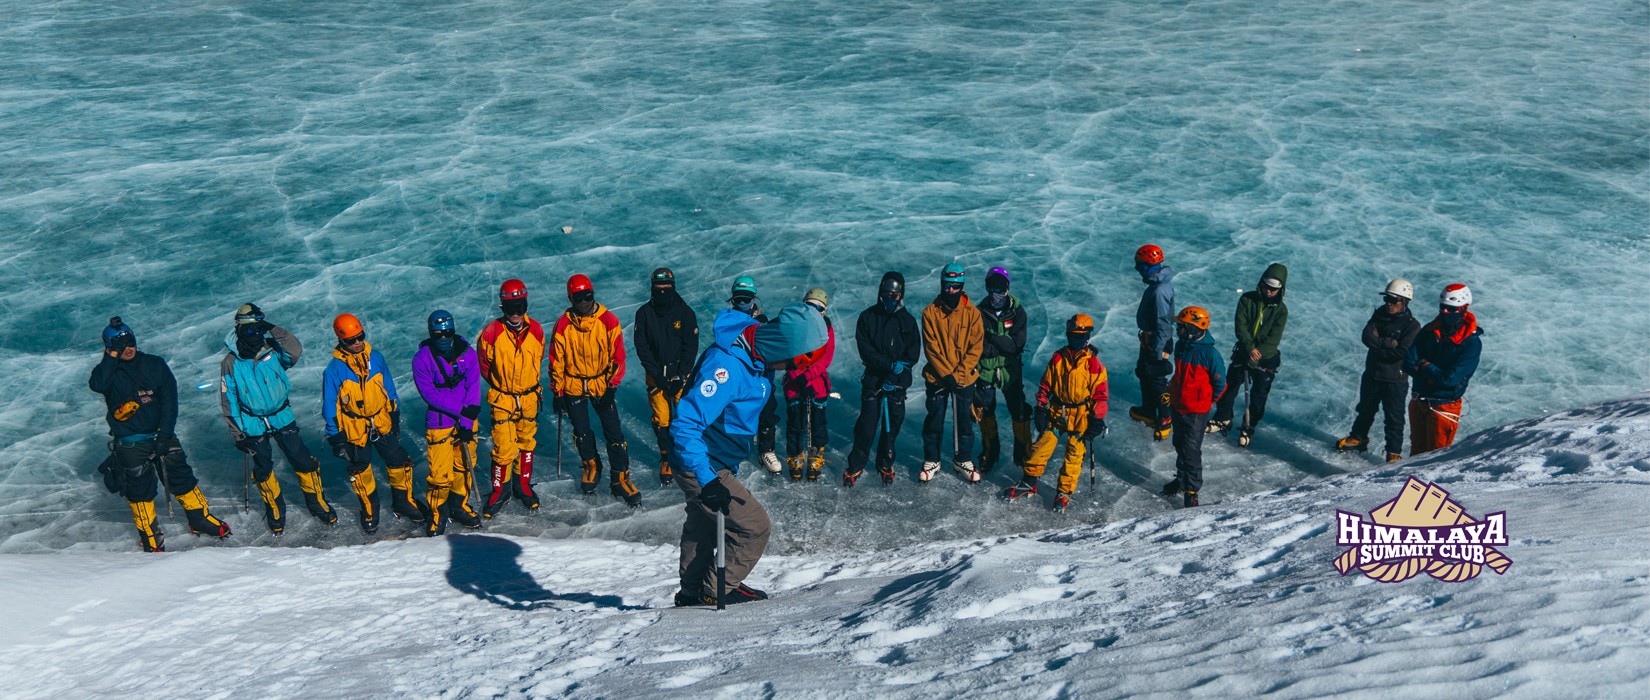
[
  {"left": 219, "top": 304, "right": 336, "bottom": 533},
  {"left": 322, "top": 313, "right": 424, "bottom": 534}
]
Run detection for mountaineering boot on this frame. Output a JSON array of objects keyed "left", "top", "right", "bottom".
[
  {"left": 953, "top": 460, "right": 981, "bottom": 484},
  {"left": 1004, "top": 477, "right": 1038, "bottom": 501},
  {"left": 514, "top": 452, "right": 540, "bottom": 510},
  {"left": 724, "top": 583, "right": 769, "bottom": 605},
  {"left": 1335, "top": 436, "right": 1368, "bottom": 452},
  {"left": 448, "top": 466, "right": 481, "bottom": 529},
  {"left": 1385, "top": 452, "right": 1403, "bottom": 463},
  {"left": 350, "top": 469, "right": 380, "bottom": 534},
  {"left": 977, "top": 412, "right": 1000, "bottom": 474},
  {"left": 611, "top": 470, "right": 643, "bottom": 508},
  {"left": 296, "top": 469, "right": 337, "bottom": 525},
  {"left": 424, "top": 485, "right": 449, "bottom": 537},
  {"left": 1207, "top": 419, "right": 1231, "bottom": 434},
  {"left": 1053, "top": 492, "right": 1071, "bottom": 512},
  {"left": 879, "top": 466, "right": 896, "bottom": 485},
  {"left": 1183, "top": 491, "right": 1199, "bottom": 508},
  {"left": 1237, "top": 429, "right": 1253, "bottom": 448},
  {"left": 1160, "top": 478, "right": 1182, "bottom": 498},
  {"left": 806, "top": 446, "right": 826, "bottom": 481},
  {"left": 129, "top": 500, "right": 165, "bottom": 552},
  {"left": 673, "top": 589, "right": 714, "bottom": 607},
  {"left": 1010, "top": 419, "right": 1033, "bottom": 471},
  {"left": 256, "top": 473, "right": 285, "bottom": 535},
  {"left": 918, "top": 461, "right": 941, "bottom": 483},
  {"left": 842, "top": 468, "right": 862, "bottom": 487},
  {"left": 482, "top": 460, "right": 513, "bottom": 518},
  {"left": 760, "top": 451, "right": 783, "bottom": 475},
  {"left": 177, "top": 487, "right": 231, "bottom": 538},
  {"left": 1153, "top": 422, "right": 1172, "bottom": 442},
  {"left": 580, "top": 458, "right": 601, "bottom": 496},
  {"left": 658, "top": 453, "right": 673, "bottom": 486},
  {"left": 388, "top": 464, "right": 426, "bottom": 523},
  {"left": 1127, "top": 406, "right": 1157, "bottom": 427},
  {"left": 787, "top": 454, "right": 805, "bottom": 481}
]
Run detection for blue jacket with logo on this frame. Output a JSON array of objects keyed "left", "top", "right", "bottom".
[
  {"left": 218, "top": 325, "right": 301, "bottom": 438},
  {"left": 670, "top": 310, "right": 769, "bottom": 487}
]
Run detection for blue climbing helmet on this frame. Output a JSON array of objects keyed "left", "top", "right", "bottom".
[
  {"left": 102, "top": 317, "right": 135, "bottom": 350},
  {"left": 427, "top": 309, "right": 456, "bottom": 337}
]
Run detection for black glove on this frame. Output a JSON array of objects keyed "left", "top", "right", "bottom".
[
  {"left": 455, "top": 424, "right": 476, "bottom": 443},
  {"left": 460, "top": 405, "right": 480, "bottom": 422},
  {"left": 97, "top": 454, "right": 124, "bottom": 494},
  {"left": 666, "top": 375, "right": 686, "bottom": 397},
  {"left": 156, "top": 433, "right": 181, "bottom": 455},
  {"left": 233, "top": 433, "right": 258, "bottom": 454},
  {"left": 698, "top": 477, "right": 734, "bottom": 513},
  {"left": 1083, "top": 418, "right": 1108, "bottom": 441},
  {"left": 389, "top": 409, "right": 401, "bottom": 435},
  {"left": 1034, "top": 405, "right": 1050, "bottom": 433},
  {"left": 326, "top": 432, "right": 352, "bottom": 461},
  {"left": 940, "top": 376, "right": 959, "bottom": 393}
]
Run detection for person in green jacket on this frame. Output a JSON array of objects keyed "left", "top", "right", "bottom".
[{"left": 1209, "top": 263, "right": 1288, "bottom": 447}]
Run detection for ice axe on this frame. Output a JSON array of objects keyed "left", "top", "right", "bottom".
[
  {"left": 242, "top": 451, "right": 252, "bottom": 514},
  {"left": 715, "top": 507, "right": 727, "bottom": 611}
]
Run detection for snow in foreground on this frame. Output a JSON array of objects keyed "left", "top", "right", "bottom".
[{"left": 4, "top": 396, "right": 1648, "bottom": 698}]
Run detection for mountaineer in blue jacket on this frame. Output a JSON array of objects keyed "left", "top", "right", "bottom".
[
  {"left": 670, "top": 304, "right": 829, "bottom": 607},
  {"left": 219, "top": 304, "right": 337, "bottom": 533}
]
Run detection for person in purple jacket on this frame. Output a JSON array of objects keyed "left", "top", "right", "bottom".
[{"left": 413, "top": 310, "right": 484, "bottom": 536}]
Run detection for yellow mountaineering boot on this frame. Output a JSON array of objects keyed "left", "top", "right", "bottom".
[
  {"left": 350, "top": 468, "right": 380, "bottom": 534},
  {"left": 176, "top": 487, "right": 231, "bottom": 538},
  {"left": 295, "top": 468, "right": 337, "bottom": 525},
  {"left": 806, "top": 446, "right": 826, "bottom": 481},
  {"left": 448, "top": 464, "right": 481, "bottom": 529},
  {"left": 424, "top": 483, "right": 449, "bottom": 537},
  {"left": 611, "top": 470, "right": 642, "bottom": 508},
  {"left": 256, "top": 473, "right": 285, "bottom": 535},
  {"left": 129, "top": 500, "right": 164, "bottom": 552},
  {"left": 386, "top": 464, "right": 427, "bottom": 523},
  {"left": 788, "top": 454, "right": 805, "bottom": 481}
]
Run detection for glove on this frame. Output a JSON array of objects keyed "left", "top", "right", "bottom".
[
  {"left": 1034, "top": 405, "right": 1050, "bottom": 433},
  {"left": 698, "top": 477, "right": 734, "bottom": 513},
  {"left": 940, "top": 376, "right": 959, "bottom": 392},
  {"left": 880, "top": 381, "right": 899, "bottom": 393},
  {"left": 553, "top": 393, "right": 567, "bottom": 414},
  {"left": 455, "top": 424, "right": 476, "bottom": 443},
  {"left": 666, "top": 375, "right": 686, "bottom": 397},
  {"left": 97, "top": 454, "right": 124, "bottom": 494},
  {"left": 326, "top": 432, "right": 352, "bottom": 461},
  {"left": 156, "top": 433, "right": 181, "bottom": 455},
  {"left": 460, "top": 405, "right": 481, "bottom": 422},
  {"left": 1083, "top": 418, "right": 1107, "bottom": 441},
  {"left": 389, "top": 409, "right": 401, "bottom": 435},
  {"left": 890, "top": 361, "right": 909, "bottom": 374},
  {"left": 233, "top": 433, "right": 258, "bottom": 454}
]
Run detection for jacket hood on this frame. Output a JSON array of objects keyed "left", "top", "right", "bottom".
[
  {"left": 711, "top": 308, "right": 763, "bottom": 363},
  {"left": 1143, "top": 265, "right": 1176, "bottom": 285},
  {"left": 1260, "top": 263, "right": 1288, "bottom": 288}
]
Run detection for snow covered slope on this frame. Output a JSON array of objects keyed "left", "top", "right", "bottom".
[{"left": 4, "top": 396, "right": 1647, "bottom": 698}]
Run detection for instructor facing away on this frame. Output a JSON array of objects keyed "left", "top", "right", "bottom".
[{"left": 670, "top": 304, "right": 829, "bottom": 607}]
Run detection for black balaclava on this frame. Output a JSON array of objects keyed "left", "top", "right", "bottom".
[
  {"left": 236, "top": 321, "right": 271, "bottom": 359},
  {"left": 879, "top": 272, "right": 905, "bottom": 313}
]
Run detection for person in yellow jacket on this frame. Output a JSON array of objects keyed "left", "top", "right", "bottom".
[
  {"left": 476, "top": 278, "right": 546, "bottom": 517},
  {"left": 1005, "top": 314, "right": 1110, "bottom": 512},
  {"left": 919, "top": 263, "right": 985, "bottom": 483},
  {"left": 322, "top": 313, "right": 425, "bottom": 534},
  {"left": 552, "top": 274, "right": 640, "bottom": 507}
]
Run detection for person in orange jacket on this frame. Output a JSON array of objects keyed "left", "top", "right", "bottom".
[
  {"left": 552, "top": 274, "right": 640, "bottom": 507},
  {"left": 476, "top": 279, "right": 546, "bottom": 517},
  {"left": 1160, "top": 306, "right": 1226, "bottom": 508},
  {"left": 1004, "top": 314, "right": 1109, "bottom": 512},
  {"left": 919, "top": 263, "right": 985, "bottom": 483}
]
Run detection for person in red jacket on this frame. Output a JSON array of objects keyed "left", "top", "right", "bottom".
[
  {"left": 551, "top": 274, "right": 639, "bottom": 507},
  {"left": 782, "top": 288, "right": 836, "bottom": 480},
  {"left": 1161, "top": 306, "right": 1226, "bottom": 508}
]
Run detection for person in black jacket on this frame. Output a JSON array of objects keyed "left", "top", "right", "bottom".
[
  {"left": 89, "top": 317, "right": 231, "bottom": 552},
  {"left": 1336, "top": 280, "right": 1422, "bottom": 462},
  {"left": 973, "top": 267, "right": 1031, "bottom": 473},
  {"left": 633, "top": 268, "right": 700, "bottom": 485},
  {"left": 845, "top": 272, "right": 922, "bottom": 486}
]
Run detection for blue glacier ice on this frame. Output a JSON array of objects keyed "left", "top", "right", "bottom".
[{"left": 1, "top": 0, "right": 1645, "bottom": 552}]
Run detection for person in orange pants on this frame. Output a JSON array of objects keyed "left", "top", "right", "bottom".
[
  {"left": 1004, "top": 314, "right": 1109, "bottom": 512},
  {"left": 552, "top": 274, "right": 639, "bottom": 507},
  {"left": 477, "top": 279, "right": 547, "bottom": 516},
  {"left": 1404, "top": 284, "right": 1483, "bottom": 456}
]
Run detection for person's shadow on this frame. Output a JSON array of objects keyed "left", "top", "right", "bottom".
[{"left": 446, "top": 534, "right": 645, "bottom": 611}]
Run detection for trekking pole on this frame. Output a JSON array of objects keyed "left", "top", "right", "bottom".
[
  {"left": 715, "top": 507, "right": 727, "bottom": 611},
  {"left": 556, "top": 403, "right": 565, "bottom": 479},
  {"left": 1087, "top": 439, "right": 1096, "bottom": 494},
  {"left": 242, "top": 451, "right": 252, "bottom": 513},
  {"left": 880, "top": 393, "right": 891, "bottom": 437},
  {"left": 950, "top": 389, "right": 961, "bottom": 466},
  {"left": 1242, "top": 372, "right": 1254, "bottom": 433}
]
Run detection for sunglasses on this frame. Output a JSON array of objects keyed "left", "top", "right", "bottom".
[
  {"left": 342, "top": 333, "right": 366, "bottom": 345},
  {"left": 1439, "top": 305, "right": 1465, "bottom": 315},
  {"left": 1383, "top": 294, "right": 1406, "bottom": 304},
  {"left": 942, "top": 283, "right": 963, "bottom": 292},
  {"left": 571, "top": 290, "right": 596, "bottom": 303},
  {"left": 429, "top": 329, "right": 455, "bottom": 339}
]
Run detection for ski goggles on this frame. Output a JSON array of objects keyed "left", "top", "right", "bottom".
[
  {"left": 103, "top": 330, "right": 135, "bottom": 350},
  {"left": 570, "top": 290, "right": 595, "bottom": 304},
  {"left": 429, "top": 328, "right": 455, "bottom": 339},
  {"left": 236, "top": 323, "right": 267, "bottom": 338}
]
